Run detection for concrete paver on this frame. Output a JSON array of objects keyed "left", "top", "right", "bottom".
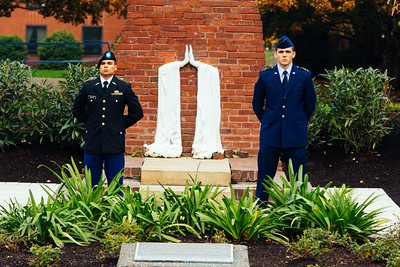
[{"left": 0, "top": 182, "right": 59, "bottom": 208}]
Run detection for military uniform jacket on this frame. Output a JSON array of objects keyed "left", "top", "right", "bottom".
[
  {"left": 72, "top": 76, "right": 143, "bottom": 154},
  {"left": 252, "top": 64, "right": 316, "bottom": 148}
]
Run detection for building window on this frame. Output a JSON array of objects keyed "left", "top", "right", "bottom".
[
  {"left": 26, "top": 25, "right": 47, "bottom": 54},
  {"left": 82, "top": 26, "right": 103, "bottom": 55}
]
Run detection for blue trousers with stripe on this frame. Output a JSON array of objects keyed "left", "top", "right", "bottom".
[
  {"left": 84, "top": 153, "right": 124, "bottom": 189},
  {"left": 256, "top": 146, "right": 306, "bottom": 205}
]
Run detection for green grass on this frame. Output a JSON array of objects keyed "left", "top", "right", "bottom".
[
  {"left": 265, "top": 50, "right": 276, "bottom": 67},
  {"left": 33, "top": 69, "right": 68, "bottom": 78},
  {"left": 389, "top": 102, "right": 400, "bottom": 111}
]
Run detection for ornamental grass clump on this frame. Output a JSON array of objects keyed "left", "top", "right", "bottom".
[
  {"left": 197, "top": 184, "right": 285, "bottom": 242},
  {"left": 264, "top": 160, "right": 387, "bottom": 240},
  {"left": 161, "top": 169, "right": 225, "bottom": 233},
  {"left": 263, "top": 160, "right": 331, "bottom": 235}
]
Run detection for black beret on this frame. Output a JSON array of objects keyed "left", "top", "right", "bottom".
[
  {"left": 97, "top": 51, "right": 117, "bottom": 68},
  {"left": 276, "top": 36, "right": 294, "bottom": 49}
]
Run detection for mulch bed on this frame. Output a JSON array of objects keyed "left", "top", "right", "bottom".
[{"left": 1, "top": 121, "right": 400, "bottom": 266}]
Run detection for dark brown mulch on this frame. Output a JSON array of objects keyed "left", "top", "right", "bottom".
[
  {"left": 1, "top": 121, "right": 400, "bottom": 266},
  {"left": 0, "top": 243, "right": 118, "bottom": 267}
]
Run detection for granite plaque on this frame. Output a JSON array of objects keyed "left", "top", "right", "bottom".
[{"left": 134, "top": 243, "right": 233, "bottom": 263}]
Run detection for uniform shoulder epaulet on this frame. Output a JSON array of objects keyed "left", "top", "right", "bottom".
[
  {"left": 85, "top": 77, "right": 97, "bottom": 82},
  {"left": 116, "top": 77, "right": 130, "bottom": 84},
  {"left": 297, "top": 66, "right": 310, "bottom": 72},
  {"left": 260, "top": 67, "right": 273, "bottom": 72}
]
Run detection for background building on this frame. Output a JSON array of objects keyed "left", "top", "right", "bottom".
[{"left": 0, "top": 5, "right": 124, "bottom": 61}]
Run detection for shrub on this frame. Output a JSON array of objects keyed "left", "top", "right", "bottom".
[
  {"left": 288, "top": 228, "right": 350, "bottom": 259},
  {"left": 351, "top": 215, "right": 400, "bottom": 266},
  {"left": 0, "top": 34, "right": 27, "bottom": 61},
  {"left": 0, "top": 60, "right": 35, "bottom": 150},
  {"left": 314, "top": 67, "right": 393, "bottom": 153},
  {"left": 0, "top": 61, "right": 97, "bottom": 150},
  {"left": 30, "top": 244, "right": 64, "bottom": 267},
  {"left": 37, "top": 30, "right": 83, "bottom": 70},
  {"left": 101, "top": 221, "right": 142, "bottom": 258}
]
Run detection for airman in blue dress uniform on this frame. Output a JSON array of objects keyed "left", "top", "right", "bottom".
[
  {"left": 252, "top": 36, "right": 316, "bottom": 205},
  {"left": 72, "top": 51, "right": 143, "bottom": 191}
]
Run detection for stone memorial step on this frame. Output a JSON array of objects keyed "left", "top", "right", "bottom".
[
  {"left": 117, "top": 243, "right": 249, "bottom": 267},
  {"left": 140, "top": 157, "right": 231, "bottom": 186}
]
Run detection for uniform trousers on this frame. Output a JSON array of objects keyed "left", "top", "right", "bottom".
[
  {"left": 256, "top": 146, "right": 307, "bottom": 205},
  {"left": 84, "top": 153, "right": 124, "bottom": 189}
]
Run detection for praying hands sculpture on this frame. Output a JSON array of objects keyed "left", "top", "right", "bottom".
[{"left": 144, "top": 45, "right": 223, "bottom": 159}]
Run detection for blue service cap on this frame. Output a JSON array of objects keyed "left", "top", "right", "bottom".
[
  {"left": 275, "top": 36, "right": 294, "bottom": 49},
  {"left": 97, "top": 51, "right": 117, "bottom": 68}
]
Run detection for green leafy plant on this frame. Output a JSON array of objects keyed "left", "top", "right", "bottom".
[
  {"left": 197, "top": 184, "right": 285, "bottom": 242},
  {"left": 0, "top": 60, "right": 89, "bottom": 150},
  {"left": 264, "top": 160, "right": 386, "bottom": 240},
  {"left": 288, "top": 228, "right": 350, "bottom": 259},
  {"left": 0, "top": 191, "right": 99, "bottom": 246},
  {"left": 101, "top": 221, "right": 142, "bottom": 258},
  {"left": 161, "top": 171, "right": 225, "bottom": 233},
  {"left": 0, "top": 60, "right": 35, "bottom": 150},
  {"left": 263, "top": 160, "right": 331, "bottom": 235},
  {"left": 37, "top": 30, "right": 83, "bottom": 70},
  {"left": 0, "top": 34, "right": 27, "bottom": 60},
  {"left": 212, "top": 230, "right": 229, "bottom": 244},
  {"left": 296, "top": 186, "right": 388, "bottom": 240},
  {"left": 30, "top": 244, "right": 64, "bottom": 267},
  {"left": 0, "top": 228, "right": 33, "bottom": 251},
  {"left": 351, "top": 215, "right": 400, "bottom": 266},
  {"left": 317, "top": 67, "right": 393, "bottom": 153},
  {"left": 39, "top": 158, "right": 124, "bottom": 230}
]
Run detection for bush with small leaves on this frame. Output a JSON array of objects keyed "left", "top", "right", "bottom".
[
  {"left": 0, "top": 34, "right": 27, "bottom": 61},
  {"left": 101, "top": 221, "right": 143, "bottom": 258},
  {"left": 29, "top": 244, "right": 64, "bottom": 267},
  {"left": 288, "top": 228, "right": 350, "bottom": 259},
  {"left": 37, "top": 30, "right": 83, "bottom": 70}
]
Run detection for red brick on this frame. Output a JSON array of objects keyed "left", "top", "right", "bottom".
[{"left": 117, "top": 0, "right": 265, "bottom": 156}]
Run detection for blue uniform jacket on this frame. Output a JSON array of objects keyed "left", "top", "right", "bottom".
[
  {"left": 252, "top": 65, "right": 316, "bottom": 148},
  {"left": 72, "top": 76, "right": 143, "bottom": 154}
]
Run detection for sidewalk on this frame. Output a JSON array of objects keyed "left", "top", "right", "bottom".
[{"left": 0, "top": 182, "right": 59, "bottom": 207}]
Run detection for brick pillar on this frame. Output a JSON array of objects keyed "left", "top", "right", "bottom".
[{"left": 115, "top": 0, "right": 265, "bottom": 157}]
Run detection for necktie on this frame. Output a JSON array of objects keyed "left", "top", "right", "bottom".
[
  {"left": 282, "top": 70, "right": 288, "bottom": 91},
  {"left": 103, "top": 81, "right": 108, "bottom": 90}
]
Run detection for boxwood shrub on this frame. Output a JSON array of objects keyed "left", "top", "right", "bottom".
[
  {"left": 37, "top": 30, "right": 83, "bottom": 70},
  {"left": 0, "top": 34, "right": 27, "bottom": 61}
]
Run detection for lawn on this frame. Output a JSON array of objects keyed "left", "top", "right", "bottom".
[{"left": 33, "top": 69, "right": 68, "bottom": 78}]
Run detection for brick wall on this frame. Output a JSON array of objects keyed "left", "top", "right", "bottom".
[{"left": 115, "top": 0, "right": 265, "bottom": 157}]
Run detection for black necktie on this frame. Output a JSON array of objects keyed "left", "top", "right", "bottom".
[
  {"left": 282, "top": 70, "right": 288, "bottom": 91},
  {"left": 103, "top": 81, "right": 108, "bottom": 90}
]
